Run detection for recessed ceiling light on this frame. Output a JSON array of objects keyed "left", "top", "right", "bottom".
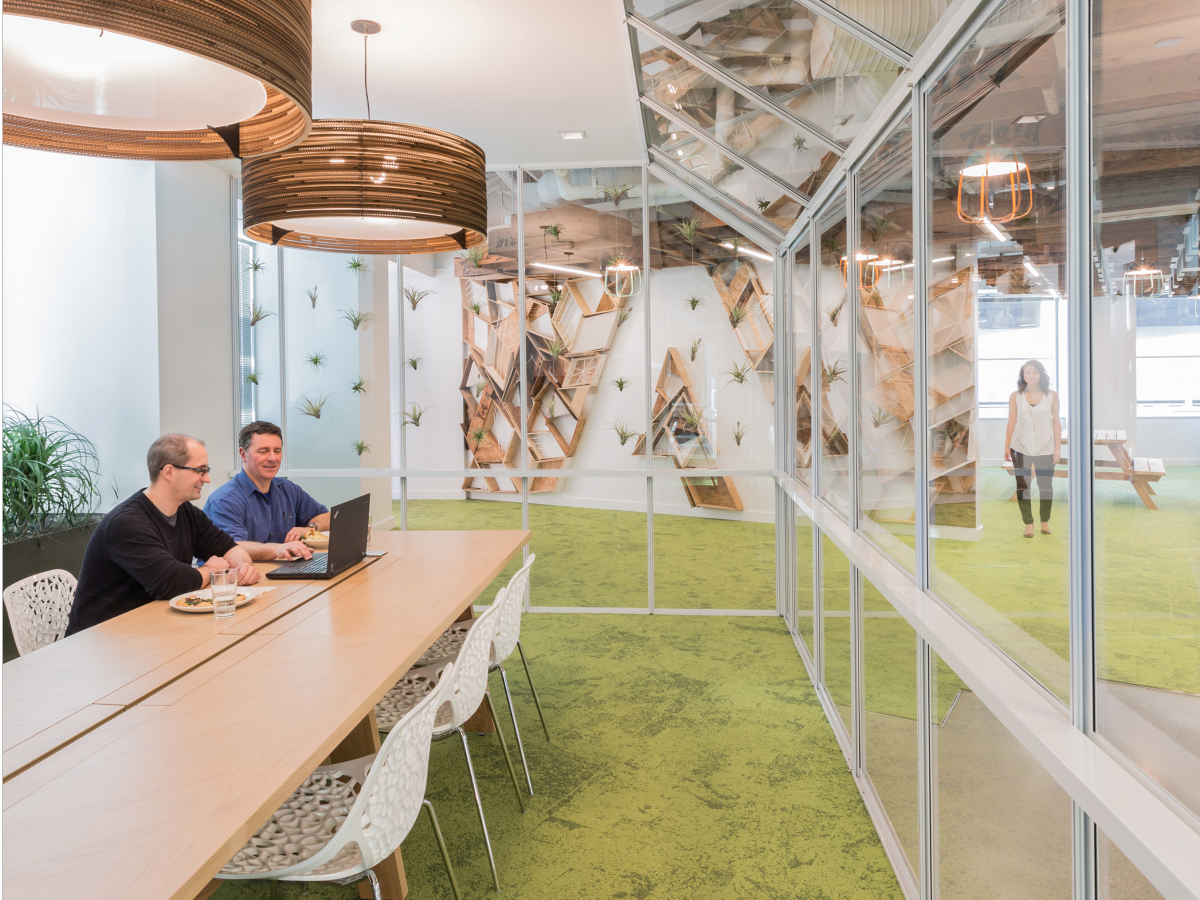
[
  {"left": 1154, "top": 37, "right": 1182, "bottom": 48},
  {"left": 558, "top": 131, "right": 586, "bottom": 140}
]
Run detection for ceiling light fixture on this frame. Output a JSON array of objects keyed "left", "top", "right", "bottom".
[
  {"left": 956, "top": 137, "right": 1033, "bottom": 225},
  {"left": 2, "top": 0, "right": 311, "bottom": 160},
  {"left": 242, "top": 21, "right": 486, "bottom": 255},
  {"left": 721, "top": 242, "right": 772, "bottom": 261},
  {"left": 558, "top": 131, "right": 586, "bottom": 140},
  {"left": 1153, "top": 37, "right": 1182, "bottom": 48},
  {"left": 531, "top": 261, "right": 600, "bottom": 279}
]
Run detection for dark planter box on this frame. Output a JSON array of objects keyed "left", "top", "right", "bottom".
[{"left": 2, "top": 523, "right": 96, "bottom": 662}]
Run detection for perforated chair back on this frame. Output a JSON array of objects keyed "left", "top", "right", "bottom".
[
  {"left": 221, "top": 663, "right": 454, "bottom": 880},
  {"left": 425, "top": 600, "right": 503, "bottom": 735},
  {"left": 491, "top": 554, "right": 534, "bottom": 665},
  {"left": 3, "top": 569, "right": 76, "bottom": 655}
]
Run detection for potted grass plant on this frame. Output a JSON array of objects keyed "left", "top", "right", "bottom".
[{"left": 2, "top": 408, "right": 109, "bottom": 659}]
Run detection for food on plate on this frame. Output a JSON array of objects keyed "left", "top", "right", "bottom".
[{"left": 176, "top": 593, "right": 246, "bottom": 607}]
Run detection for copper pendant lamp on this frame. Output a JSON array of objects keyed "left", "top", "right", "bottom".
[
  {"left": 241, "top": 21, "right": 487, "bottom": 255},
  {"left": 2, "top": 0, "right": 311, "bottom": 160},
  {"left": 956, "top": 142, "right": 1034, "bottom": 226}
]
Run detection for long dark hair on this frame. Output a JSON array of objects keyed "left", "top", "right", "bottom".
[{"left": 1017, "top": 359, "right": 1050, "bottom": 393}]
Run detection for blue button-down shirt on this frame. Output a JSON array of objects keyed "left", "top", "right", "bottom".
[{"left": 203, "top": 470, "right": 328, "bottom": 544}]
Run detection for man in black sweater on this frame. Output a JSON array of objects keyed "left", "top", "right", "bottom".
[{"left": 66, "top": 434, "right": 261, "bottom": 635}]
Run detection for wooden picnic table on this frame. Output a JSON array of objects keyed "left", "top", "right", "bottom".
[{"left": 1004, "top": 429, "right": 1166, "bottom": 509}]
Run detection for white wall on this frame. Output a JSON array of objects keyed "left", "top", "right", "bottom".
[{"left": 2, "top": 147, "right": 160, "bottom": 509}]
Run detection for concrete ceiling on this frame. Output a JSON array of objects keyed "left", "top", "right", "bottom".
[{"left": 309, "top": 0, "right": 645, "bottom": 167}]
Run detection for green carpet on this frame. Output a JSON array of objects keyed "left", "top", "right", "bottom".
[{"left": 211, "top": 615, "right": 901, "bottom": 900}]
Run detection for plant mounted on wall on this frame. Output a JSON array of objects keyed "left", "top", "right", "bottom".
[
  {"left": 407, "top": 356, "right": 423, "bottom": 371},
  {"left": 821, "top": 231, "right": 843, "bottom": 263},
  {"left": 545, "top": 339, "right": 567, "bottom": 360},
  {"left": 249, "top": 300, "right": 274, "bottom": 326},
  {"left": 350, "top": 377, "right": 368, "bottom": 395},
  {"left": 295, "top": 393, "right": 329, "bottom": 419},
  {"left": 403, "top": 403, "right": 427, "bottom": 427},
  {"left": 543, "top": 397, "right": 558, "bottom": 420},
  {"left": 304, "top": 351, "right": 328, "bottom": 370},
  {"left": 726, "top": 237, "right": 745, "bottom": 269},
  {"left": 617, "top": 306, "right": 633, "bottom": 326},
  {"left": 821, "top": 359, "right": 847, "bottom": 389},
  {"left": 460, "top": 245, "right": 491, "bottom": 269},
  {"left": 245, "top": 255, "right": 268, "bottom": 274},
  {"left": 610, "top": 419, "right": 636, "bottom": 446},
  {"left": 864, "top": 212, "right": 897, "bottom": 243},
  {"left": 475, "top": 379, "right": 489, "bottom": 396},
  {"left": 546, "top": 288, "right": 563, "bottom": 310},
  {"left": 468, "top": 301, "right": 483, "bottom": 316},
  {"left": 728, "top": 304, "right": 749, "bottom": 328},
  {"left": 791, "top": 133, "right": 808, "bottom": 154},
  {"left": 685, "top": 295, "right": 704, "bottom": 311},
  {"left": 2, "top": 408, "right": 105, "bottom": 542},
  {"left": 352, "top": 440, "right": 371, "bottom": 456},
  {"left": 612, "top": 377, "right": 631, "bottom": 392},
  {"left": 675, "top": 214, "right": 702, "bottom": 265},
  {"left": 404, "top": 286, "right": 436, "bottom": 311},
  {"left": 542, "top": 223, "right": 565, "bottom": 258},
  {"left": 346, "top": 256, "right": 369, "bottom": 277},
  {"left": 339, "top": 307, "right": 375, "bottom": 331},
  {"left": 246, "top": 371, "right": 261, "bottom": 386},
  {"left": 732, "top": 422, "right": 747, "bottom": 446},
  {"left": 469, "top": 427, "right": 488, "bottom": 449},
  {"left": 690, "top": 338, "right": 702, "bottom": 361},
  {"left": 871, "top": 406, "right": 895, "bottom": 429},
  {"left": 756, "top": 197, "right": 770, "bottom": 214},
  {"left": 724, "top": 360, "right": 751, "bottom": 386},
  {"left": 304, "top": 286, "right": 319, "bottom": 309},
  {"left": 678, "top": 404, "right": 705, "bottom": 432},
  {"left": 824, "top": 298, "right": 846, "bottom": 327},
  {"left": 601, "top": 183, "right": 633, "bottom": 206},
  {"left": 715, "top": 156, "right": 744, "bottom": 184}
]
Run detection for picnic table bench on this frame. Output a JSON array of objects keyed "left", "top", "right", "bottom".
[{"left": 1002, "top": 429, "right": 1165, "bottom": 510}]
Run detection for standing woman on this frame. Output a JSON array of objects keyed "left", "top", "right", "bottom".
[{"left": 1004, "top": 360, "right": 1061, "bottom": 537}]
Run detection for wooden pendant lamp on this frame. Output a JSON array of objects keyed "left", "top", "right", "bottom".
[
  {"left": 2, "top": 0, "right": 311, "bottom": 160},
  {"left": 240, "top": 20, "right": 487, "bottom": 255}
]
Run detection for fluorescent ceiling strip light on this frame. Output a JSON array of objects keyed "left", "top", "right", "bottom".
[
  {"left": 1024, "top": 259, "right": 1042, "bottom": 277},
  {"left": 982, "top": 220, "right": 1008, "bottom": 242},
  {"left": 721, "top": 242, "right": 773, "bottom": 261},
  {"left": 932, "top": 256, "right": 955, "bottom": 263},
  {"left": 531, "top": 261, "right": 600, "bottom": 278}
]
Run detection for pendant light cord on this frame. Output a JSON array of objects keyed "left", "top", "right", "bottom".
[{"left": 363, "top": 34, "right": 371, "bottom": 120}]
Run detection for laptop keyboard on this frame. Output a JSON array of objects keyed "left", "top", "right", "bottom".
[{"left": 285, "top": 556, "right": 329, "bottom": 574}]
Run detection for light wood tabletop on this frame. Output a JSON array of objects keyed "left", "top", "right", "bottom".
[{"left": 3, "top": 529, "right": 530, "bottom": 900}]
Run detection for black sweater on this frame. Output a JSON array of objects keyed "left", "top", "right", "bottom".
[{"left": 66, "top": 491, "right": 236, "bottom": 635}]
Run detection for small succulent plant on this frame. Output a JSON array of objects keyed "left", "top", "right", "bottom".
[
  {"left": 792, "top": 134, "right": 808, "bottom": 153},
  {"left": 545, "top": 339, "right": 568, "bottom": 360},
  {"left": 339, "top": 307, "right": 375, "bottom": 331},
  {"left": 469, "top": 427, "right": 488, "bottom": 448},
  {"left": 346, "top": 256, "right": 369, "bottom": 276},
  {"left": 304, "top": 286, "right": 319, "bottom": 309},
  {"left": 617, "top": 307, "right": 633, "bottom": 326},
  {"left": 403, "top": 403, "right": 427, "bottom": 427},
  {"left": 475, "top": 379, "right": 489, "bottom": 396},
  {"left": 461, "top": 246, "right": 491, "bottom": 268},
  {"left": 601, "top": 183, "right": 633, "bottom": 206},
  {"left": 733, "top": 422, "right": 747, "bottom": 446},
  {"left": 547, "top": 289, "right": 563, "bottom": 309},
  {"left": 469, "top": 301, "right": 483, "bottom": 316},
  {"left": 685, "top": 295, "right": 704, "bottom": 311},
  {"left": 249, "top": 300, "right": 274, "bottom": 326},
  {"left": 724, "top": 360, "right": 752, "bottom": 386},
  {"left": 824, "top": 298, "right": 847, "bottom": 327},
  {"left": 352, "top": 440, "right": 371, "bottom": 456},
  {"left": 404, "top": 286, "right": 435, "bottom": 311},
  {"left": 407, "top": 356, "right": 423, "bottom": 371},
  {"left": 822, "top": 359, "right": 847, "bottom": 388},
  {"left": 544, "top": 223, "right": 565, "bottom": 241},
  {"left": 871, "top": 406, "right": 895, "bottom": 428},
  {"left": 756, "top": 197, "right": 770, "bottom": 214},
  {"left": 304, "top": 351, "right": 327, "bottom": 370},
  {"left": 715, "top": 156, "right": 744, "bottom": 184},
  {"left": 245, "top": 255, "right": 267, "bottom": 274},
  {"left": 674, "top": 215, "right": 701, "bottom": 246},
  {"left": 690, "top": 338, "right": 702, "bottom": 361},
  {"left": 678, "top": 405, "right": 705, "bottom": 430},
  {"left": 611, "top": 419, "right": 637, "bottom": 446},
  {"left": 245, "top": 371, "right": 260, "bottom": 386},
  {"left": 612, "top": 377, "right": 631, "bottom": 392},
  {"left": 728, "top": 304, "right": 749, "bottom": 328},
  {"left": 295, "top": 393, "right": 329, "bottom": 419},
  {"left": 350, "top": 377, "right": 368, "bottom": 395}
]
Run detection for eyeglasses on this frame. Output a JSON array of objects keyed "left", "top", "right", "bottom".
[{"left": 168, "top": 465, "right": 212, "bottom": 476}]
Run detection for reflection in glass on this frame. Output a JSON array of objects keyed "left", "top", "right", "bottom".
[
  {"left": 820, "top": 0, "right": 950, "bottom": 54},
  {"left": 856, "top": 115, "right": 916, "bottom": 573},
  {"left": 796, "top": 510, "right": 814, "bottom": 655},
  {"left": 925, "top": 0, "right": 1070, "bottom": 702},
  {"left": 404, "top": 494, "right": 523, "bottom": 605},
  {"left": 1091, "top": 0, "right": 1200, "bottom": 817},
  {"left": 933, "top": 652, "right": 1071, "bottom": 899},
  {"left": 819, "top": 196, "right": 851, "bottom": 517},
  {"left": 794, "top": 237, "right": 814, "bottom": 482},
  {"left": 1098, "top": 828, "right": 1166, "bottom": 900},
  {"left": 654, "top": 477, "right": 776, "bottom": 610},
  {"left": 822, "top": 532, "right": 852, "bottom": 735},
  {"left": 863, "top": 577, "right": 918, "bottom": 878}
]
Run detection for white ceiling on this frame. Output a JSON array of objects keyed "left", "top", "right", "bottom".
[{"left": 309, "top": 0, "right": 645, "bottom": 166}]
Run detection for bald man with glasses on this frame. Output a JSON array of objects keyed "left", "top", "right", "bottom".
[{"left": 66, "top": 433, "right": 260, "bottom": 635}]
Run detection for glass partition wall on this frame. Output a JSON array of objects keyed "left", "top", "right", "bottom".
[{"left": 233, "top": 0, "right": 1200, "bottom": 891}]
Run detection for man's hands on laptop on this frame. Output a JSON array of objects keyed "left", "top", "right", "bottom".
[{"left": 275, "top": 540, "right": 314, "bottom": 561}]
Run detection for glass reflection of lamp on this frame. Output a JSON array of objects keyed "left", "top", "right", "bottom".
[
  {"left": 839, "top": 252, "right": 879, "bottom": 288},
  {"left": 956, "top": 143, "right": 1034, "bottom": 225},
  {"left": 1122, "top": 258, "right": 1164, "bottom": 298},
  {"left": 604, "top": 257, "right": 643, "bottom": 300}
]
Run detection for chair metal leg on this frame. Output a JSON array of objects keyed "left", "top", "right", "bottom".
[
  {"left": 423, "top": 799, "right": 464, "bottom": 900},
  {"left": 364, "top": 868, "right": 383, "bottom": 900},
  {"left": 516, "top": 640, "right": 551, "bottom": 741},
  {"left": 498, "top": 665, "right": 534, "bottom": 795},
  {"left": 458, "top": 727, "right": 502, "bottom": 893},
  {"left": 484, "top": 690, "right": 526, "bottom": 813},
  {"left": 269, "top": 880, "right": 281, "bottom": 900}
]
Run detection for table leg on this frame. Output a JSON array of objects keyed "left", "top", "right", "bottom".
[
  {"left": 331, "top": 712, "right": 409, "bottom": 900},
  {"left": 1132, "top": 481, "right": 1159, "bottom": 510},
  {"left": 192, "top": 879, "right": 222, "bottom": 900}
]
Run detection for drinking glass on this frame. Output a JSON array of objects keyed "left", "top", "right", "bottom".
[
  {"left": 211, "top": 569, "right": 238, "bottom": 619},
  {"left": 367, "top": 515, "right": 373, "bottom": 547}
]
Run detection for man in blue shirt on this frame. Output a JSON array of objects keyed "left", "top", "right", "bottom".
[{"left": 204, "top": 421, "right": 330, "bottom": 561}]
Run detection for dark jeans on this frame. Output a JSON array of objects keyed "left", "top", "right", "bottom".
[{"left": 1011, "top": 449, "right": 1055, "bottom": 525}]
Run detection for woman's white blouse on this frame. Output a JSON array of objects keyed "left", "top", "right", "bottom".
[{"left": 1011, "top": 391, "right": 1056, "bottom": 457}]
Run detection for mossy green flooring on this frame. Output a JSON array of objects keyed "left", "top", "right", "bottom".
[{"left": 212, "top": 616, "right": 900, "bottom": 900}]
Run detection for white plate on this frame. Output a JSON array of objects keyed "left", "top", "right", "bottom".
[
  {"left": 168, "top": 585, "right": 272, "bottom": 613},
  {"left": 302, "top": 531, "right": 329, "bottom": 550}
]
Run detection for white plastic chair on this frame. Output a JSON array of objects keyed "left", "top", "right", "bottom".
[
  {"left": 374, "top": 600, "right": 525, "bottom": 893},
  {"left": 218, "top": 663, "right": 461, "bottom": 900},
  {"left": 413, "top": 555, "right": 550, "bottom": 795},
  {"left": 2, "top": 569, "right": 76, "bottom": 655}
]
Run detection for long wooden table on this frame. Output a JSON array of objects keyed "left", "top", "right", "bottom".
[{"left": 2, "top": 529, "right": 530, "bottom": 900}]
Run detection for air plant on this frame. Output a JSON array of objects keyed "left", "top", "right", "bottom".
[
  {"left": 249, "top": 300, "right": 274, "bottom": 326},
  {"left": 468, "top": 427, "right": 489, "bottom": 449},
  {"left": 350, "top": 377, "right": 368, "bottom": 395},
  {"left": 407, "top": 356, "right": 423, "bottom": 371},
  {"left": 690, "top": 338, "right": 702, "bottom": 361},
  {"left": 352, "top": 440, "right": 371, "bottom": 456},
  {"left": 728, "top": 6, "right": 745, "bottom": 23},
  {"left": 542, "top": 223, "right": 564, "bottom": 259},
  {"left": 304, "top": 286, "right": 319, "bottom": 309},
  {"left": 726, "top": 237, "right": 745, "bottom": 262},
  {"left": 1007, "top": 274, "right": 1034, "bottom": 294},
  {"left": 543, "top": 397, "right": 558, "bottom": 420},
  {"left": 864, "top": 213, "right": 898, "bottom": 243},
  {"left": 617, "top": 306, "right": 633, "bottom": 326},
  {"left": 245, "top": 371, "right": 260, "bottom": 386},
  {"left": 756, "top": 197, "right": 770, "bottom": 214},
  {"left": 824, "top": 298, "right": 847, "bottom": 327},
  {"left": 245, "top": 255, "right": 267, "bottom": 274},
  {"left": 871, "top": 406, "right": 895, "bottom": 429},
  {"left": 404, "top": 286, "right": 435, "bottom": 311},
  {"left": 403, "top": 403, "right": 427, "bottom": 427},
  {"left": 791, "top": 134, "right": 808, "bottom": 153},
  {"left": 612, "top": 377, "right": 631, "bottom": 392},
  {"left": 468, "top": 301, "right": 483, "bottom": 316},
  {"left": 346, "top": 256, "right": 369, "bottom": 276},
  {"left": 685, "top": 295, "right": 704, "bottom": 310},
  {"left": 475, "top": 379, "right": 489, "bottom": 396},
  {"left": 715, "top": 156, "right": 744, "bottom": 184},
  {"left": 304, "top": 351, "right": 327, "bottom": 370},
  {"left": 821, "top": 231, "right": 843, "bottom": 260},
  {"left": 732, "top": 422, "right": 747, "bottom": 446},
  {"left": 460, "top": 245, "right": 491, "bottom": 268},
  {"left": 674, "top": 215, "right": 702, "bottom": 247},
  {"left": 547, "top": 288, "right": 563, "bottom": 309},
  {"left": 728, "top": 304, "right": 749, "bottom": 328},
  {"left": 821, "top": 359, "right": 847, "bottom": 389},
  {"left": 611, "top": 419, "right": 637, "bottom": 446},
  {"left": 545, "top": 339, "right": 568, "bottom": 360},
  {"left": 295, "top": 393, "right": 329, "bottom": 419},
  {"left": 724, "top": 359, "right": 752, "bottom": 386},
  {"left": 339, "top": 307, "right": 375, "bottom": 331},
  {"left": 602, "top": 183, "right": 633, "bottom": 206},
  {"left": 678, "top": 404, "right": 705, "bottom": 430}
]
